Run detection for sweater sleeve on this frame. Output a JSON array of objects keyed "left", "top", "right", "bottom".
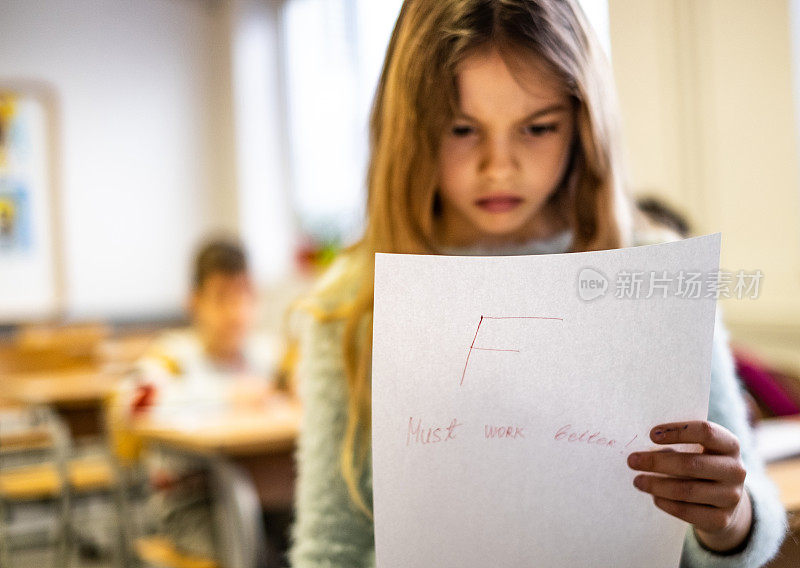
[
  {"left": 289, "top": 315, "right": 376, "bottom": 568},
  {"left": 680, "top": 309, "right": 788, "bottom": 568}
]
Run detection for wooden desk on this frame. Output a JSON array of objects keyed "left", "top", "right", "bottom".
[
  {"left": 3, "top": 369, "right": 120, "bottom": 439},
  {"left": 134, "top": 398, "right": 301, "bottom": 509},
  {"left": 133, "top": 400, "right": 300, "bottom": 457},
  {"left": 133, "top": 398, "right": 301, "bottom": 568}
]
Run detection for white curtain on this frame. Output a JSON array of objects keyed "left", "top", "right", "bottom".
[{"left": 281, "top": 0, "right": 403, "bottom": 244}]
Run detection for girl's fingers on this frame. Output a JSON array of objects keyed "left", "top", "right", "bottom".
[
  {"left": 650, "top": 497, "right": 737, "bottom": 534},
  {"left": 627, "top": 451, "right": 747, "bottom": 484},
  {"left": 633, "top": 474, "right": 743, "bottom": 508},
  {"left": 649, "top": 421, "right": 740, "bottom": 456}
]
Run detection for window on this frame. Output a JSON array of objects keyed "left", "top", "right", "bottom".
[{"left": 281, "top": 0, "right": 403, "bottom": 245}]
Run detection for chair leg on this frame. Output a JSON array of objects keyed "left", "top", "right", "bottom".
[
  {"left": 0, "top": 498, "right": 11, "bottom": 568},
  {"left": 113, "top": 470, "right": 137, "bottom": 568},
  {"left": 56, "top": 487, "right": 72, "bottom": 568},
  {"left": 51, "top": 416, "right": 73, "bottom": 568}
]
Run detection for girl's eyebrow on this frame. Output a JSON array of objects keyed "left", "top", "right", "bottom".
[
  {"left": 519, "top": 103, "right": 571, "bottom": 122},
  {"left": 455, "top": 103, "right": 570, "bottom": 124}
]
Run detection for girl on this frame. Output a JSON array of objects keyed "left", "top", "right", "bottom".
[{"left": 288, "top": 1, "right": 787, "bottom": 567}]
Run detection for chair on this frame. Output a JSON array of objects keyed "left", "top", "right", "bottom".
[
  {"left": 103, "top": 376, "right": 270, "bottom": 568},
  {"left": 0, "top": 405, "right": 72, "bottom": 568},
  {"left": 128, "top": 449, "right": 267, "bottom": 568},
  {"left": 103, "top": 385, "right": 219, "bottom": 568},
  {"left": 134, "top": 460, "right": 267, "bottom": 568},
  {"left": 0, "top": 402, "right": 129, "bottom": 568}
]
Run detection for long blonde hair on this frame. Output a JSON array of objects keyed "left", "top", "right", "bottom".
[{"left": 304, "top": 0, "right": 636, "bottom": 516}]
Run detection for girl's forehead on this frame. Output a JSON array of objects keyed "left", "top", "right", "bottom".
[{"left": 454, "top": 48, "right": 570, "bottom": 117}]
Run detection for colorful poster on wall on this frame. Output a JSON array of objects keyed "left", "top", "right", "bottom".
[
  {"left": 0, "top": 93, "right": 14, "bottom": 169},
  {"left": 0, "top": 184, "right": 32, "bottom": 251},
  {"left": 0, "top": 88, "right": 59, "bottom": 321},
  {"left": 0, "top": 93, "right": 35, "bottom": 253}
]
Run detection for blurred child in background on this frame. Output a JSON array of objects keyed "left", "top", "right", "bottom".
[
  {"left": 120, "top": 237, "right": 282, "bottom": 563},
  {"left": 132, "top": 238, "right": 277, "bottom": 417}
]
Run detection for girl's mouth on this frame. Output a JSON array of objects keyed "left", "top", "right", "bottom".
[{"left": 475, "top": 195, "right": 523, "bottom": 213}]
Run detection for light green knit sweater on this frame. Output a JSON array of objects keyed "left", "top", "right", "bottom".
[{"left": 288, "top": 231, "right": 787, "bottom": 568}]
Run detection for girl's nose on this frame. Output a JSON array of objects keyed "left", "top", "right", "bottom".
[{"left": 480, "top": 135, "right": 517, "bottom": 182}]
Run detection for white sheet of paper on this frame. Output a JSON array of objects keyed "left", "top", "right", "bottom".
[{"left": 372, "top": 234, "right": 721, "bottom": 568}]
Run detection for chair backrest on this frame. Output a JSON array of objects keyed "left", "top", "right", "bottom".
[{"left": 0, "top": 405, "right": 72, "bottom": 492}]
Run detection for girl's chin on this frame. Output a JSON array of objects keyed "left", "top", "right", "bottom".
[
  {"left": 472, "top": 222, "right": 534, "bottom": 244},
  {"left": 436, "top": 207, "right": 537, "bottom": 246},
  {"left": 473, "top": 213, "right": 530, "bottom": 235}
]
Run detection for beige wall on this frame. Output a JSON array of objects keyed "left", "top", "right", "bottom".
[
  {"left": 0, "top": 0, "right": 240, "bottom": 319},
  {"left": 0, "top": 0, "right": 296, "bottom": 321},
  {"left": 610, "top": 0, "right": 800, "bottom": 372}
]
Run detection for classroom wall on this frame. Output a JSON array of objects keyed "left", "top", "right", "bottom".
[
  {"left": 609, "top": 0, "right": 800, "bottom": 372},
  {"left": 0, "top": 0, "right": 240, "bottom": 321}
]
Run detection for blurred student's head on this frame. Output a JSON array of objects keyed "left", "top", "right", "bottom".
[{"left": 189, "top": 238, "right": 256, "bottom": 357}]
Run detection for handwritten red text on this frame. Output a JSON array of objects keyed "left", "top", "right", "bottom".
[
  {"left": 484, "top": 425, "right": 525, "bottom": 440},
  {"left": 407, "top": 417, "right": 463, "bottom": 446}
]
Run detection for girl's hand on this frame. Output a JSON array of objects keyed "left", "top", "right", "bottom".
[{"left": 627, "top": 420, "right": 753, "bottom": 553}]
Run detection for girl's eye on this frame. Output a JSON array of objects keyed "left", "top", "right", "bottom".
[
  {"left": 525, "top": 123, "right": 558, "bottom": 137},
  {"left": 451, "top": 125, "right": 475, "bottom": 137}
]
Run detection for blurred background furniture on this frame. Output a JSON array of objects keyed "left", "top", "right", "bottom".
[
  {"left": 132, "top": 397, "right": 301, "bottom": 568},
  {"left": 0, "top": 404, "right": 72, "bottom": 568}
]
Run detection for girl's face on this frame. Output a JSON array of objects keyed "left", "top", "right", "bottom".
[{"left": 437, "top": 48, "right": 576, "bottom": 248}]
